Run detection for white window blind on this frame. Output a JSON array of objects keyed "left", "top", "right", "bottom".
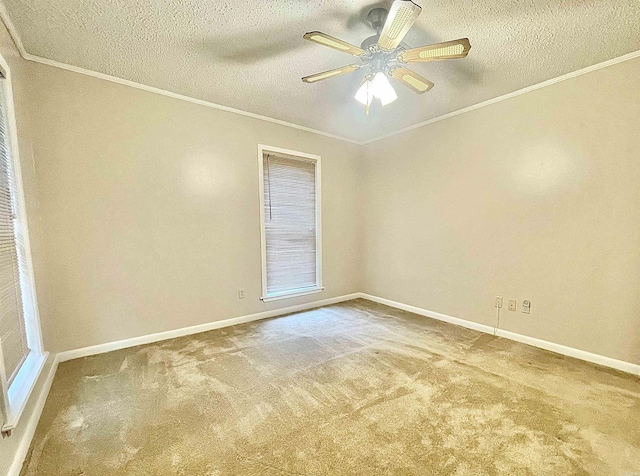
[
  {"left": 262, "top": 152, "right": 319, "bottom": 298},
  {"left": 0, "top": 83, "right": 29, "bottom": 386}
]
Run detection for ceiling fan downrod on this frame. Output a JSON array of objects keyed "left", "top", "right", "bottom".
[
  {"left": 360, "top": 7, "right": 388, "bottom": 50},
  {"left": 367, "top": 7, "right": 388, "bottom": 35}
]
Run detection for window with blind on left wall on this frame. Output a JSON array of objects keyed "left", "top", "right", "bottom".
[{"left": 0, "top": 55, "right": 46, "bottom": 435}]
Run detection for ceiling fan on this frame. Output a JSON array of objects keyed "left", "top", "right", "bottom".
[{"left": 302, "top": 0, "right": 471, "bottom": 113}]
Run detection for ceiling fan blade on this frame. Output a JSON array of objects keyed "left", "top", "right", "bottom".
[
  {"left": 389, "top": 67, "right": 434, "bottom": 93},
  {"left": 302, "top": 64, "right": 362, "bottom": 83},
  {"left": 377, "top": 0, "right": 422, "bottom": 51},
  {"left": 303, "top": 31, "right": 366, "bottom": 56},
  {"left": 398, "top": 38, "right": 471, "bottom": 63}
]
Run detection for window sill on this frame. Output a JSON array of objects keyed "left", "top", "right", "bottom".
[
  {"left": 2, "top": 350, "right": 48, "bottom": 432},
  {"left": 261, "top": 287, "right": 324, "bottom": 303}
]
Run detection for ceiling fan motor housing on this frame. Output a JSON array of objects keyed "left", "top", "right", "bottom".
[{"left": 360, "top": 34, "right": 380, "bottom": 51}]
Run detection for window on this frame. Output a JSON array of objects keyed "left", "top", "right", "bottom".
[
  {"left": 0, "top": 56, "right": 46, "bottom": 435},
  {"left": 258, "top": 145, "right": 322, "bottom": 302}
]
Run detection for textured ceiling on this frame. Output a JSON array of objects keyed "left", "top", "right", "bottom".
[{"left": 4, "top": 0, "right": 640, "bottom": 141}]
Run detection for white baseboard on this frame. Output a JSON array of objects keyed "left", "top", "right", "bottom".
[
  {"left": 57, "top": 293, "right": 361, "bottom": 363},
  {"left": 56, "top": 291, "right": 640, "bottom": 376},
  {"left": 358, "top": 293, "right": 640, "bottom": 377},
  {"left": 7, "top": 354, "right": 59, "bottom": 476}
]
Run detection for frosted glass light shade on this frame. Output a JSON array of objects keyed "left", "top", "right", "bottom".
[
  {"left": 371, "top": 72, "right": 398, "bottom": 105},
  {"left": 354, "top": 72, "right": 398, "bottom": 107}
]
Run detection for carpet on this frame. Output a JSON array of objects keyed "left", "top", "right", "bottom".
[{"left": 21, "top": 299, "right": 640, "bottom": 475}]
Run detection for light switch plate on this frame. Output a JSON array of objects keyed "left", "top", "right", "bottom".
[{"left": 508, "top": 299, "right": 517, "bottom": 311}]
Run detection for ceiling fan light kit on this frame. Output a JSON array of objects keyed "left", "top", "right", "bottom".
[
  {"left": 302, "top": 0, "right": 471, "bottom": 113},
  {"left": 355, "top": 71, "right": 398, "bottom": 113}
]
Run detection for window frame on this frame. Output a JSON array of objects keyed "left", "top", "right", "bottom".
[
  {"left": 0, "top": 53, "right": 47, "bottom": 434},
  {"left": 257, "top": 144, "right": 323, "bottom": 302}
]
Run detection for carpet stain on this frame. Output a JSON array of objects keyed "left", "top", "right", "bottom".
[{"left": 21, "top": 299, "right": 640, "bottom": 475}]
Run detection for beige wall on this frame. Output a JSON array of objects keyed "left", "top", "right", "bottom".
[
  {"left": 18, "top": 53, "right": 640, "bottom": 365},
  {"left": 8, "top": 39, "right": 640, "bottom": 366},
  {"left": 361, "top": 57, "right": 640, "bottom": 364},
  {"left": 23, "top": 61, "right": 364, "bottom": 354}
]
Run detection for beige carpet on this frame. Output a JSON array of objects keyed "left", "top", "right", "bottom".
[{"left": 22, "top": 299, "right": 640, "bottom": 475}]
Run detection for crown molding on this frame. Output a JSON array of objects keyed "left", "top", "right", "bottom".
[
  {"left": 22, "top": 52, "right": 363, "bottom": 145},
  {"left": 362, "top": 48, "right": 640, "bottom": 144},
  {"left": 1, "top": 1, "right": 639, "bottom": 146},
  {"left": 0, "top": 2, "right": 361, "bottom": 145}
]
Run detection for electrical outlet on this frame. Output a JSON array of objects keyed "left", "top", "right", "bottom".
[
  {"left": 522, "top": 300, "right": 531, "bottom": 314},
  {"left": 508, "top": 299, "right": 517, "bottom": 311},
  {"left": 238, "top": 288, "right": 245, "bottom": 299},
  {"left": 495, "top": 296, "right": 503, "bottom": 308}
]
